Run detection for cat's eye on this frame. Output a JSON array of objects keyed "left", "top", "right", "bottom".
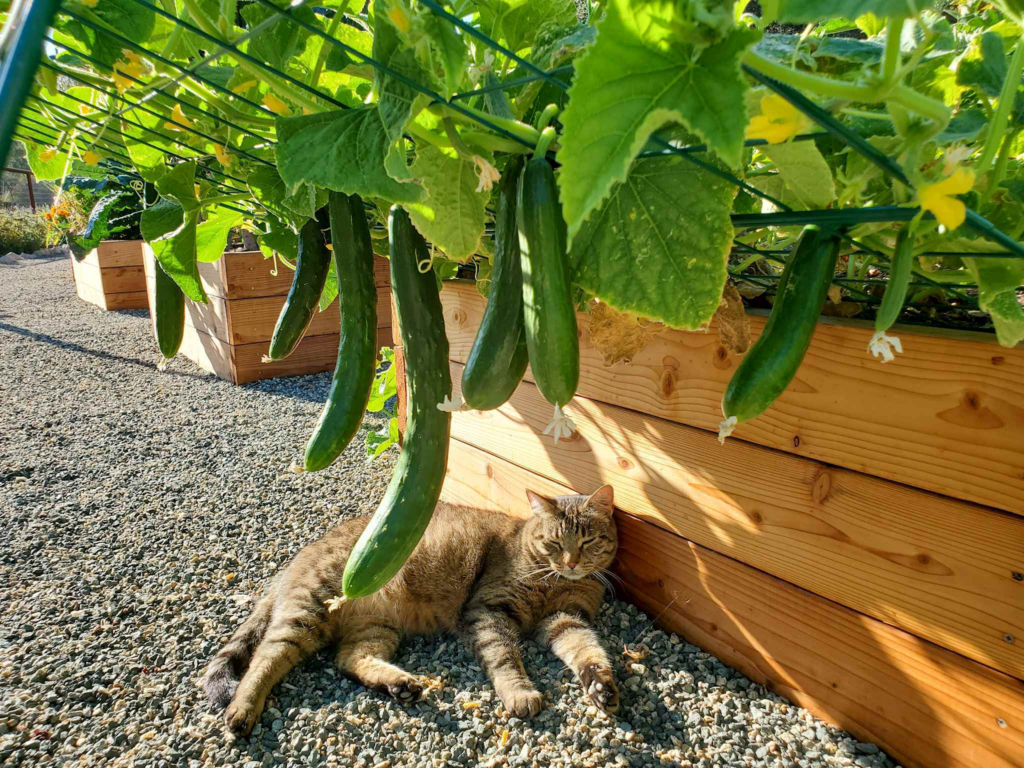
[{"left": 580, "top": 537, "right": 597, "bottom": 548}]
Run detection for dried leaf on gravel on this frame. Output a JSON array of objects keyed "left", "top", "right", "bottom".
[
  {"left": 827, "top": 284, "right": 843, "bottom": 305},
  {"left": 622, "top": 643, "right": 649, "bottom": 662},
  {"left": 588, "top": 301, "right": 664, "bottom": 366},
  {"left": 714, "top": 283, "right": 751, "bottom": 355}
]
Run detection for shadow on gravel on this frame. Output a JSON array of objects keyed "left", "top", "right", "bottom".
[{"left": 0, "top": 321, "right": 208, "bottom": 380}]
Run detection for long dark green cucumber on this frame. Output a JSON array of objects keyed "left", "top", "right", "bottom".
[
  {"left": 303, "top": 193, "right": 378, "bottom": 472},
  {"left": 462, "top": 155, "right": 528, "bottom": 410},
  {"left": 153, "top": 258, "right": 184, "bottom": 360},
  {"left": 721, "top": 225, "right": 840, "bottom": 433},
  {"left": 342, "top": 207, "right": 452, "bottom": 599},
  {"left": 517, "top": 156, "right": 579, "bottom": 407},
  {"left": 876, "top": 226, "right": 914, "bottom": 333},
  {"left": 266, "top": 216, "right": 332, "bottom": 360}
]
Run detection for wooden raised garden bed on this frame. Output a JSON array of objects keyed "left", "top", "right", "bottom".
[
  {"left": 70, "top": 240, "right": 148, "bottom": 311},
  {"left": 396, "top": 280, "right": 1024, "bottom": 768},
  {"left": 143, "top": 249, "right": 393, "bottom": 384}
]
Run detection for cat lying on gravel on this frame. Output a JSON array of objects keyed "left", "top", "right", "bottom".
[{"left": 204, "top": 486, "right": 621, "bottom": 735}]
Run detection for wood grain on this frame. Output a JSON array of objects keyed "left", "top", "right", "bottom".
[
  {"left": 72, "top": 258, "right": 148, "bottom": 311},
  {"left": 98, "top": 265, "right": 146, "bottom": 295},
  {"left": 77, "top": 239, "right": 145, "bottom": 269},
  {"left": 439, "top": 438, "right": 1024, "bottom": 768},
  {"left": 205, "top": 251, "right": 392, "bottom": 299},
  {"left": 445, "top": 360, "right": 1024, "bottom": 680},
  {"left": 440, "top": 281, "right": 1024, "bottom": 516}
]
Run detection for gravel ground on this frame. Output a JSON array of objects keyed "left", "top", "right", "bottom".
[{"left": 1, "top": 258, "right": 895, "bottom": 768}]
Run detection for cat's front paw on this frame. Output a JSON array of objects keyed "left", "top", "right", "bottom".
[
  {"left": 500, "top": 686, "right": 544, "bottom": 718},
  {"left": 224, "top": 699, "right": 261, "bottom": 736},
  {"left": 580, "top": 664, "right": 619, "bottom": 714},
  {"left": 387, "top": 676, "right": 424, "bottom": 704}
]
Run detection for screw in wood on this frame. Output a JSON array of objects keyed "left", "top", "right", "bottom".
[
  {"left": 1013, "top": 572, "right": 1024, "bottom": 582},
  {"left": 996, "top": 717, "right": 1008, "bottom": 729},
  {"left": 1003, "top": 633, "right": 1015, "bottom": 644}
]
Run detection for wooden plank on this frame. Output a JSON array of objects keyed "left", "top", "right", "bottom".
[
  {"left": 98, "top": 265, "right": 146, "bottom": 295},
  {"left": 228, "top": 330, "right": 390, "bottom": 384},
  {"left": 208, "top": 252, "right": 392, "bottom": 300},
  {"left": 177, "top": 324, "right": 234, "bottom": 381},
  {"left": 440, "top": 281, "right": 1024, "bottom": 516},
  {"left": 95, "top": 239, "right": 144, "bottom": 268},
  {"left": 439, "top": 438, "right": 1024, "bottom": 768},
  {"left": 102, "top": 290, "right": 148, "bottom": 311},
  {"left": 73, "top": 280, "right": 111, "bottom": 311},
  {"left": 71, "top": 257, "right": 104, "bottom": 295},
  {"left": 445, "top": 360, "right": 1024, "bottom": 680}
]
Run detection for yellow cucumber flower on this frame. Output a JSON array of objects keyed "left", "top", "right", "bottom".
[
  {"left": 473, "top": 155, "right": 500, "bottom": 193},
  {"left": 231, "top": 80, "right": 257, "bottom": 95},
  {"left": 165, "top": 103, "right": 192, "bottom": 132},
  {"left": 387, "top": 4, "right": 411, "bottom": 33},
  {"left": 77, "top": 103, "right": 93, "bottom": 115},
  {"left": 213, "top": 143, "right": 231, "bottom": 166},
  {"left": 39, "top": 147, "right": 57, "bottom": 162},
  {"left": 112, "top": 50, "right": 145, "bottom": 93},
  {"left": 83, "top": 150, "right": 101, "bottom": 165},
  {"left": 745, "top": 94, "right": 811, "bottom": 144},
  {"left": 917, "top": 168, "right": 975, "bottom": 231},
  {"left": 262, "top": 93, "right": 291, "bottom": 116}
]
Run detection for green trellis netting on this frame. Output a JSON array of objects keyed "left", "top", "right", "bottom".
[{"left": 2, "top": 0, "right": 1024, "bottom": 341}]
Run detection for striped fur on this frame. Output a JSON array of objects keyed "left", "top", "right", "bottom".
[{"left": 203, "top": 485, "right": 619, "bottom": 734}]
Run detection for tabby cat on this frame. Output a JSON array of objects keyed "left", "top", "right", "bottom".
[{"left": 204, "top": 485, "right": 620, "bottom": 735}]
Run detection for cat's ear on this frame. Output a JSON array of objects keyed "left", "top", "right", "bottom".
[
  {"left": 586, "top": 485, "right": 615, "bottom": 516},
  {"left": 526, "top": 489, "right": 557, "bottom": 517}
]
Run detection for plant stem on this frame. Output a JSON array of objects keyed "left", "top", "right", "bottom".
[
  {"left": 533, "top": 126, "right": 556, "bottom": 159},
  {"left": 442, "top": 117, "right": 476, "bottom": 160},
  {"left": 977, "top": 36, "right": 1024, "bottom": 177},
  {"left": 445, "top": 104, "right": 540, "bottom": 145},
  {"left": 982, "top": 127, "right": 1021, "bottom": 205},
  {"left": 461, "top": 130, "right": 532, "bottom": 154},
  {"left": 308, "top": 0, "right": 350, "bottom": 89},
  {"left": 881, "top": 17, "right": 904, "bottom": 84}
]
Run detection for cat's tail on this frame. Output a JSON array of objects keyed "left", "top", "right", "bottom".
[{"left": 202, "top": 592, "right": 274, "bottom": 711}]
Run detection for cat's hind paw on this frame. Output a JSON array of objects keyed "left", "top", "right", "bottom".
[
  {"left": 223, "top": 699, "right": 261, "bottom": 736},
  {"left": 500, "top": 686, "right": 544, "bottom": 718},
  {"left": 387, "top": 675, "right": 425, "bottom": 704},
  {"left": 580, "top": 664, "right": 619, "bottom": 714}
]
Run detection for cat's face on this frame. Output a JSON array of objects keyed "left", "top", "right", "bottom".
[{"left": 525, "top": 485, "right": 618, "bottom": 581}]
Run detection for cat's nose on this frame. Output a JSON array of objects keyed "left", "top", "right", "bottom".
[{"left": 562, "top": 552, "right": 579, "bottom": 569}]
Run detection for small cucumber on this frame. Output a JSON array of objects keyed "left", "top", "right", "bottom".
[
  {"left": 342, "top": 206, "right": 452, "bottom": 599},
  {"left": 462, "top": 155, "right": 528, "bottom": 410},
  {"left": 720, "top": 225, "right": 840, "bottom": 441},
  {"left": 868, "top": 226, "right": 915, "bottom": 363},
  {"left": 304, "top": 192, "right": 378, "bottom": 472},
  {"left": 266, "top": 215, "right": 332, "bottom": 361},
  {"left": 153, "top": 258, "right": 184, "bottom": 360},
  {"left": 517, "top": 155, "right": 579, "bottom": 409}
]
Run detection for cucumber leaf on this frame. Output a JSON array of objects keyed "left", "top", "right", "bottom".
[
  {"left": 568, "top": 154, "right": 736, "bottom": 330},
  {"left": 557, "top": 0, "right": 758, "bottom": 247},
  {"left": 54, "top": 0, "right": 155, "bottom": 66},
  {"left": 478, "top": 0, "right": 578, "bottom": 53},
  {"left": 276, "top": 107, "right": 424, "bottom": 204},
  {"left": 761, "top": 141, "right": 836, "bottom": 209},
  {"left": 23, "top": 140, "right": 69, "bottom": 181},
  {"left": 956, "top": 31, "right": 1009, "bottom": 98},
  {"left": 240, "top": 3, "right": 315, "bottom": 72},
  {"left": 196, "top": 208, "right": 244, "bottom": 263},
  {"left": 761, "top": 0, "right": 934, "bottom": 23},
  {"left": 406, "top": 145, "right": 491, "bottom": 262},
  {"left": 68, "top": 193, "right": 133, "bottom": 260},
  {"left": 963, "top": 256, "right": 1024, "bottom": 347}
]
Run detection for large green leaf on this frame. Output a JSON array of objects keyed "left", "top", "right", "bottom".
[
  {"left": 140, "top": 199, "right": 184, "bottom": 242},
  {"left": 54, "top": 0, "right": 155, "bottom": 66},
  {"left": 68, "top": 193, "right": 133, "bottom": 260},
  {"left": 373, "top": 9, "right": 430, "bottom": 179},
  {"left": 515, "top": 24, "right": 596, "bottom": 118},
  {"left": 276, "top": 107, "right": 423, "bottom": 203},
  {"left": 761, "top": 142, "right": 835, "bottom": 209},
  {"left": 964, "top": 256, "right": 1024, "bottom": 347},
  {"left": 557, "top": 0, "right": 758, "bottom": 247},
  {"left": 956, "top": 31, "right": 1009, "bottom": 98},
  {"left": 568, "top": 155, "right": 736, "bottom": 330},
  {"left": 761, "top": 0, "right": 934, "bottom": 23},
  {"left": 406, "top": 145, "right": 490, "bottom": 261},
  {"left": 23, "top": 140, "right": 69, "bottom": 181},
  {"left": 150, "top": 210, "right": 206, "bottom": 303},
  {"left": 247, "top": 165, "right": 324, "bottom": 225},
  {"left": 240, "top": 3, "right": 316, "bottom": 71},
  {"left": 153, "top": 161, "right": 200, "bottom": 212},
  {"left": 478, "top": 0, "right": 578, "bottom": 53},
  {"left": 196, "top": 208, "right": 244, "bottom": 263},
  {"left": 257, "top": 213, "right": 300, "bottom": 263}
]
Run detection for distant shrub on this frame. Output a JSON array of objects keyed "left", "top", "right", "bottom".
[{"left": 0, "top": 207, "right": 48, "bottom": 255}]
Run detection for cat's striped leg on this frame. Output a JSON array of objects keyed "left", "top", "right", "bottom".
[
  {"left": 537, "top": 611, "right": 619, "bottom": 713},
  {"left": 224, "top": 605, "right": 328, "bottom": 735},
  {"left": 461, "top": 606, "right": 543, "bottom": 718},
  {"left": 335, "top": 617, "right": 423, "bottom": 703}
]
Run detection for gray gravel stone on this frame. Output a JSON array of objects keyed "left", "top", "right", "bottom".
[{"left": 0, "top": 259, "right": 895, "bottom": 767}]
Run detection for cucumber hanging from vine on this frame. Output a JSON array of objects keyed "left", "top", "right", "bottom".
[
  {"left": 342, "top": 206, "right": 452, "bottom": 599},
  {"left": 460, "top": 154, "right": 529, "bottom": 411},
  {"left": 518, "top": 108, "right": 579, "bottom": 442},
  {"left": 303, "top": 192, "right": 378, "bottom": 472},
  {"left": 719, "top": 225, "right": 841, "bottom": 443},
  {"left": 152, "top": 258, "right": 185, "bottom": 364},
  {"left": 868, "top": 224, "right": 916, "bottom": 363},
  {"left": 265, "top": 214, "right": 332, "bottom": 361}
]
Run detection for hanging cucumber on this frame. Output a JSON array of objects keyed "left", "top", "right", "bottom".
[
  {"left": 868, "top": 225, "right": 915, "bottom": 363},
  {"left": 719, "top": 225, "right": 840, "bottom": 443},
  {"left": 518, "top": 121, "right": 579, "bottom": 442},
  {"left": 462, "top": 155, "right": 528, "bottom": 411},
  {"left": 265, "top": 215, "right": 332, "bottom": 361},
  {"left": 342, "top": 206, "right": 452, "bottom": 599},
  {"left": 153, "top": 258, "right": 184, "bottom": 361},
  {"left": 303, "top": 192, "right": 378, "bottom": 472}
]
